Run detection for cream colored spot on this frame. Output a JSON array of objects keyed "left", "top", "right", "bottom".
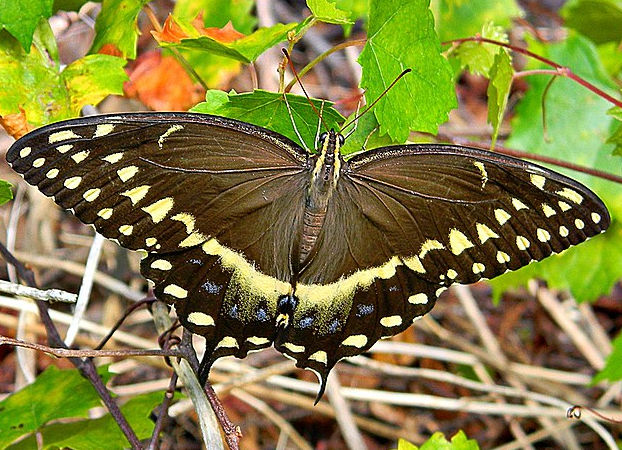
[
  {"left": 119, "top": 225, "right": 133, "bottom": 236},
  {"left": 215, "top": 336, "right": 239, "bottom": 349},
  {"left": 158, "top": 124, "right": 184, "bottom": 148},
  {"left": 57, "top": 144, "right": 73, "bottom": 154},
  {"left": 380, "top": 315, "right": 402, "bottom": 327},
  {"left": 403, "top": 255, "right": 425, "bottom": 273},
  {"left": 117, "top": 166, "right": 139, "bottom": 182},
  {"left": 473, "top": 161, "right": 488, "bottom": 187},
  {"left": 46, "top": 168, "right": 59, "bottom": 179},
  {"left": 32, "top": 157, "right": 45, "bottom": 168},
  {"left": 591, "top": 212, "right": 601, "bottom": 224},
  {"left": 512, "top": 198, "right": 529, "bottom": 211},
  {"left": 494, "top": 208, "right": 511, "bottom": 225},
  {"left": 94, "top": 123, "right": 115, "bottom": 137},
  {"left": 71, "top": 150, "right": 90, "bottom": 163},
  {"left": 558, "top": 201, "right": 571, "bottom": 212},
  {"left": 121, "top": 185, "right": 150, "bottom": 205},
  {"left": 516, "top": 235, "right": 530, "bottom": 250},
  {"left": 436, "top": 287, "right": 447, "bottom": 297},
  {"left": 49, "top": 130, "right": 80, "bottom": 143},
  {"left": 530, "top": 174, "right": 546, "bottom": 189},
  {"left": 537, "top": 228, "right": 551, "bottom": 242},
  {"left": 145, "top": 237, "right": 157, "bottom": 247},
  {"left": 447, "top": 269, "right": 458, "bottom": 280},
  {"left": 449, "top": 228, "right": 474, "bottom": 255},
  {"left": 142, "top": 197, "right": 174, "bottom": 223},
  {"left": 97, "top": 208, "right": 113, "bottom": 220},
  {"left": 472, "top": 262, "right": 485, "bottom": 274},
  {"left": 419, "top": 239, "right": 444, "bottom": 258},
  {"left": 172, "top": 213, "right": 196, "bottom": 233},
  {"left": 542, "top": 203, "right": 556, "bottom": 217},
  {"left": 283, "top": 342, "right": 305, "bottom": 353},
  {"left": 575, "top": 219, "right": 585, "bottom": 230},
  {"left": 19, "top": 147, "right": 31, "bottom": 158},
  {"left": 557, "top": 188, "right": 583, "bottom": 204},
  {"left": 187, "top": 312, "right": 214, "bottom": 326},
  {"left": 476, "top": 223, "right": 499, "bottom": 244},
  {"left": 412, "top": 316, "right": 423, "bottom": 323},
  {"left": 151, "top": 259, "right": 172, "bottom": 270},
  {"left": 247, "top": 336, "right": 270, "bottom": 346},
  {"left": 309, "top": 350, "right": 328, "bottom": 364},
  {"left": 408, "top": 293, "right": 428, "bottom": 304},
  {"left": 63, "top": 176, "right": 82, "bottom": 189},
  {"left": 341, "top": 335, "right": 367, "bottom": 348},
  {"left": 179, "top": 232, "right": 208, "bottom": 248},
  {"left": 103, "top": 152, "right": 124, "bottom": 164},
  {"left": 83, "top": 188, "right": 101, "bottom": 202},
  {"left": 164, "top": 284, "right": 188, "bottom": 299},
  {"left": 497, "top": 251, "right": 510, "bottom": 263},
  {"left": 559, "top": 226, "right": 569, "bottom": 237}
]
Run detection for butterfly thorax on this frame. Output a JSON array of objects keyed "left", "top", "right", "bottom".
[{"left": 297, "top": 130, "right": 344, "bottom": 268}]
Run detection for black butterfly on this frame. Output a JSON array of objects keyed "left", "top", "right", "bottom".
[{"left": 6, "top": 112, "right": 610, "bottom": 400}]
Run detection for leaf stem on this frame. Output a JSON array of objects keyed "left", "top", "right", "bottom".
[{"left": 444, "top": 36, "right": 622, "bottom": 108}]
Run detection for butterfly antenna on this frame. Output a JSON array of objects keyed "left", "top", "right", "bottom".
[
  {"left": 340, "top": 68, "right": 412, "bottom": 132},
  {"left": 282, "top": 48, "right": 329, "bottom": 132},
  {"left": 283, "top": 93, "right": 309, "bottom": 150}
]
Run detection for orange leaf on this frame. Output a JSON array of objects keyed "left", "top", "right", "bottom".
[
  {"left": 124, "top": 51, "right": 205, "bottom": 111},
  {"left": 152, "top": 15, "right": 189, "bottom": 44},
  {"left": 98, "top": 43, "right": 123, "bottom": 57},
  {"left": 202, "top": 21, "right": 245, "bottom": 43},
  {"left": 0, "top": 109, "right": 32, "bottom": 140}
]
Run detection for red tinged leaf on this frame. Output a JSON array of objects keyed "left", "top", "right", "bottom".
[
  {"left": 124, "top": 51, "right": 205, "bottom": 111},
  {"left": 0, "top": 109, "right": 32, "bottom": 140}
]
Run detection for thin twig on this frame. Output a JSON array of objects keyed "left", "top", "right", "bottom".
[{"left": 0, "top": 280, "right": 77, "bottom": 303}]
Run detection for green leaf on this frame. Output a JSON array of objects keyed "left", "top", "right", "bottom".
[
  {"left": 53, "top": 0, "right": 90, "bottom": 12},
  {"left": 159, "top": 22, "right": 297, "bottom": 63},
  {"left": 490, "top": 34, "right": 622, "bottom": 302},
  {"left": 607, "top": 106, "right": 622, "bottom": 156},
  {"left": 61, "top": 54, "right": 127, "bottom": 113},
  {"left": 192, "top": 89, "right": 345, "bottom": 149},
  {"left": 0, "top": 0, "right": 53, "bottom": 51},
  {"left": 0, "top": 366, "right": 113, "bottom": 448},
  {"left": 8, "top": 391, "right": 164, "bottom": 450},
  {"left": 174, "top": 0, "right": 257, "bottom": 35},
  {"left": 359, "top": 0, "right": 457, "bottom": 142},
  {"left": 593, "top": 332, "right": 622, "bottom": 383},
  {"left": 561, "top": 0, "right": 622, "bottom": 45},
  {"left": 307, "top": 0, "right": 354, "bottom": 24},
  {"left": 89, "top": 0, "right": 151, "bottom": 59},
  {"left": 453, "top": 22, "right": 509, "bottom": 77},
  {"left": 431, "top": 0, "right": 522, "bottom": 43},
  {"left": 487, "top": 50, "right": 513, "bottom": 147},
  {"left": 0, "top": 180, "right": 14, "bottom": 205},
  {"left": 340, "top": 111, "right": 398, "bottom": 155},
  {"left": 395, "top": 431, "right": 480, "bottom": 450}
]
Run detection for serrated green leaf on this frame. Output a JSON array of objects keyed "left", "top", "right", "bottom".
[
  {"left": 0, "top": 180, "right": 13, "bottom": 205},
  {"left": 192, "top": 89, "right": 345, "bottom": 149},
  {"left": 561, "top": 0, "right": 622, "bottom": 45},
  {"left": 7, "top": 391, "right": 164, "bottom": 450},
  {"left": 0, "top": 0, "right": 53, "bottom": 51},
  {"left": 593, "top": 331, "right": 622, "bottom": 383},
  {"left": 490, "top": 34, "right": 622, "bottom": 302},
  {"left": 431, "top": 0, "right": 522, "bottom": 43},
  {"left": 174, "top": 0, "right": 257, "bottom": 35},
  {"left": 308, "top": 0, "right": 354, "bottom": 24},
  {"left": 340, "top": 111, "right": 398, "bottom": 155},
  {"left": 395, "top": 431, "right": 480, "bottom": 450},
  {"left": 0, "top": 30, "right": 128, "bottom": 126},
  {"left": 359, "top": 0, "right": 457, "bottom": 142},
  {"left": 89, "top": 0, "right": 150, "bottom": 59},
  {"left": 0, "top": 366, "right": 113, "bottom": 448},
  {"left": 61, "top": 54, "right": 127, "bottom": 113},
  {"left": 487, "top": 50, "right": 513, "bottom": 146},
  {"left": 453, "top": 22, "right": 509, "bottom": 77},
  {"left": 159, "top": 22, "right": 297, "bottom": 63}
]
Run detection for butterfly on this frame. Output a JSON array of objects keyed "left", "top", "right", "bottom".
[{"left": 6, "top": 112, "right": 610, "bottom": 400}]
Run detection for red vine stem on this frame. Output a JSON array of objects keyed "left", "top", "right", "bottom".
[{"left": 443, "top": 36, "right": 622, "bottom": 109}]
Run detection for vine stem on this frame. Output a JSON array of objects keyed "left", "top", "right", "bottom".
[{"left": 443, "top": 36, "right": 622, "bottom": 109}]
